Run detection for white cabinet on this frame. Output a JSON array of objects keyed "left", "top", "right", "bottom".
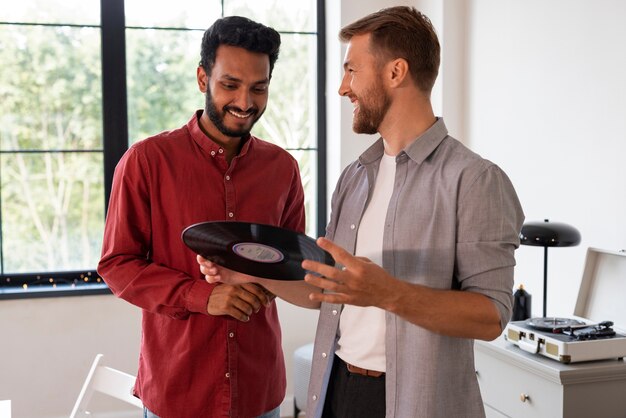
[{"left": 475, "top": 337, "right": 626, "bottom": 418}]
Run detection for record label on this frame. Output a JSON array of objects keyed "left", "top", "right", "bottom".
[
  {"left": 181, "top": 221, "right": 334, "bottom": 281},
  {"left": 232, "top": 242, "right": 284, "bottom": 263}
]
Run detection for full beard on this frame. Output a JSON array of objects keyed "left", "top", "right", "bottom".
[
  {"left": 352, "top": 82, "right": 391, "bottom": 135},
  {"left": 205, "top": 91, "right": 265, "bottom": 138}
]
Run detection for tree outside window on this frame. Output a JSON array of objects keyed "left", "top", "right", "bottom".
[{"left": 0, "top": 0, "right": 323, "bottom": 292}]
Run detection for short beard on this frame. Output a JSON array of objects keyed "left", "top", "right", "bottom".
[
  {"left": 205, "top": 89, "right": 264, "bottom": 137},
  {"left": 352, "top": 82, "right": 390, "bottom": 135}
]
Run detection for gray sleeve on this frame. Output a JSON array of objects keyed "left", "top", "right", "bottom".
[{"left": 455, "top": 164, "right": 525, "bottom": 330}]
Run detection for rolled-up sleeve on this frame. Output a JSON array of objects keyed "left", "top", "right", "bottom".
[{"left": 456, "top": 164, "right": 525, "bottom": 330}]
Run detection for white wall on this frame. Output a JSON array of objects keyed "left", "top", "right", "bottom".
[{"left": 463, "top": 0, "right": 626, "bottom": 318}]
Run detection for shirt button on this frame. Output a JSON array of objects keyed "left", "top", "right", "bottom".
[
  {"left": 225, "top": 175, "right": 230, "bottom": 181},
  {"left": 229, "top": 332, "right": 234, "bottom": 338},
  {"left": 225, "top": 372, "right": 230, "bottom": 378},
  {"left": 218, "top": 148, "right": 224, "bottom": 153},
  {"left": 332, "top": 309, "right": 338, "bottom": 316},
  {"left": 322, "top": 352, "right": 327, "bottom": 358},
  {"left": 312, "top": 395, "right": 318, "bottom": 401},
  {"left": 228, "top": 212, "right": 234, "bottom": 218},
  {"left": 350, "top": 224, "right": 356, "bottom": 230},
  {"left": 210, "top": 151, "right": 216, "bottom": 156}
]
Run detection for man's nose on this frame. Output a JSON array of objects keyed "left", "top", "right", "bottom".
[
  {"left": 233, "top": 90, "right": 253, "bottom": 111},
  {"left": 338, "top": 73, "right": 350, "bottom": 97}
]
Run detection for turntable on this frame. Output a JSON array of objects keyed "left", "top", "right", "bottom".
[{"left": 505, "top": 247, "right": 626, "bottom": 363}]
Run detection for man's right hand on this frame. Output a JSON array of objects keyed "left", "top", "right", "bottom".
[
  {"left": 198, "top": 254, "right": 257, "bottom": 285},
  {"left": 207, "top": 282, "right": 274, "bottom": 322},
  {"left": 198, "top": 254, "right": 322, "bottom": 310}
]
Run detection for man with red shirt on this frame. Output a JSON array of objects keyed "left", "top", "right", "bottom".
[{"left": 98, "top": 16, "right": 305, "bottom": 418}]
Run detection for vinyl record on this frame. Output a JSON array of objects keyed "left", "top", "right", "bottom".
[
  {"left": 525, "top": 317, "right": 587, "bottom": 332},
  {"left": 182, "top": 221, "right": 334, "bottom": 280}
]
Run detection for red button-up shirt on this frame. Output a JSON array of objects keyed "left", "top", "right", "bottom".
[{"left": 98, "top": 111, "right": 305, "bottom": 418}]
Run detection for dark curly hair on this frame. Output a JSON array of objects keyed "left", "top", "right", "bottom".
[{"left": 199, "top": 16, "right": 281, "bottom": 78}]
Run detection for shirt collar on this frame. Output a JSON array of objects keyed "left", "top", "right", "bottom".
[
  {"left": 358, "top": 117, "right": 449, "bottom": 166},
  {"left": 187, "top": 109, "right": 254, "bottom": 157}
]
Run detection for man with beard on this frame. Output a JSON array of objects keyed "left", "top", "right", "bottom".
[
  {"left": 98, "top": 16, "right": 306, "bottom": 418},
  {"left": 300, "top": 7, "right": 524, "bottom": 418},
  {"left": 199, "top": 6, "right": 524, "bottom": 418}
]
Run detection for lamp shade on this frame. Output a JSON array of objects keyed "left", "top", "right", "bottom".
[
  {"left": 520, "top": 220, "right": 581, "bottom": 248},
  {"left": 519, "top": 219, "right": 581, "bottom": 317}
]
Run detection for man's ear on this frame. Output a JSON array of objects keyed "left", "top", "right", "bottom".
[
  {"left": 387, "top": 58, "right": 409, "bottom": 88},
  {"left": 197, "top": 66, "right": 208, "bottom": 93}
]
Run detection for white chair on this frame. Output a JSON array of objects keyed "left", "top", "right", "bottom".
[
  {"left": 69, "top": 353, "right": 142, "bottom": 418},
  {"left": 0, "top": 399, "right": 11, "bottom": 418}
]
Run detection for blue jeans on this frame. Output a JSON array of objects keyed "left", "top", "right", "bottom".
[{"left": 144, "top": 406, "right": 280, "bottom": 418}]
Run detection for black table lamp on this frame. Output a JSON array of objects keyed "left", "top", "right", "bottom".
[{"left": 519, "top": 219, "right": 581, "bottom": 317}]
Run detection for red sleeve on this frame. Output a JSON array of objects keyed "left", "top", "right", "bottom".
[
  {"left": 97, "top": 147, "right": 212, "bottom": 319},
  {"left": 280, "top": 158, "right": 306, "bottom": 235}
]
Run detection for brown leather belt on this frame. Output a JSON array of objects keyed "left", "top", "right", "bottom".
[{"left": 345, "top": 361, "right": 385, "bottom": 378}]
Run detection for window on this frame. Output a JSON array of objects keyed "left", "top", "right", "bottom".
[{"left": 0, "top": 0, "right": 325, "bottom": 297}]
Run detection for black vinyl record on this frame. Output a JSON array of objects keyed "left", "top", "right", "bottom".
[
  {"left": 524, "top": 317, "right": 587, "bottom": 332},
  {"left": 182, "top": 221, "right": 334, "bottom": 280}
]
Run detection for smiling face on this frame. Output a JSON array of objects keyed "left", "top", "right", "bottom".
[
  {"left": 197, "top": 45, "right": 270, "bottom": 141},
  {"left": 339, "top": 34, "right": 391, "bottom": 135}
]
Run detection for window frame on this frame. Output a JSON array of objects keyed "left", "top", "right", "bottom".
[{"left": 0, "top": 0, "right": 326, "bottom": 299}]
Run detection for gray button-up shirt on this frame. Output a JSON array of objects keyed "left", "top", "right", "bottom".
[{"left": 307, "top": 118, "right": 524, "bottom": 418}]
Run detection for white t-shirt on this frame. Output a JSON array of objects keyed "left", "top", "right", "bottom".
[{"left": 335, "top": 152, "right": 396, "bottom": 372}]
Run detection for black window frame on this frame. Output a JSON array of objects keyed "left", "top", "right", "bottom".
[{"left": 0, "top": 0, "right": 326, "bottom": 300}]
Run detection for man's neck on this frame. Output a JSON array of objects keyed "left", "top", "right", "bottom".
[
  {"left": 198, "top": 111, "right": 242, "bottom": 164},
  {"left": 379, "top": 95, "right": 436, "bottom": 156}
]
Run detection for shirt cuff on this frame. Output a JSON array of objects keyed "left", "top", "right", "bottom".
[{"left": 185, "top": 279, "right": 216, "bottom": 315}]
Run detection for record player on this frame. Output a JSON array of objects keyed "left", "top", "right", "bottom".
[{"left": 505, "top": 247, "right": 626, "bottom": 363}]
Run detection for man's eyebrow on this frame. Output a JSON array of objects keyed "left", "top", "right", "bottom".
[
  {"left": 221, "top": 74, "right": 269, "bottom": 85},
  {"left": 221, "top": 74, "right": 242, "bottom": 82}
]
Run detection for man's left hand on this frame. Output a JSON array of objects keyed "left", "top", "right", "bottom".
[{"left": 302, "top": 237, "right": 398, "bottom": 308}]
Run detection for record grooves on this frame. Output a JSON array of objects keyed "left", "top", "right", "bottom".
[{"left": 182, "top": 221, "right": 334, "bottom": 281}]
